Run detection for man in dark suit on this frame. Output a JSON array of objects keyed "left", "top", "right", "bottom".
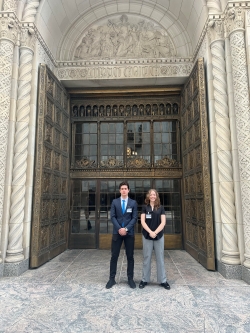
[{"left": 106, "top": 181, "right": 138, "bottom": 289}]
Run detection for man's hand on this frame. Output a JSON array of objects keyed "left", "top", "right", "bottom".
[{"left": 118, "top": 228, "right": 127, "bottom": 236}]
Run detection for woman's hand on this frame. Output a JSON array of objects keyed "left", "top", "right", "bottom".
[{"left": 149, "top": 231, "right": 157, "bottom": 239}]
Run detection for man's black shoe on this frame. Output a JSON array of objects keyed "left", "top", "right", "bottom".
[
  {"left": 106, "top": 279, "right": 116, "bottom": 289},
  {"left": 139, "top": 281, "right": 147, "bottom": 289},
  {"left": 160, "top": 282, "right": 170, "bottom": 290},
  {"left": 128, "top": 279, "right": 136, "bottom": 289}
]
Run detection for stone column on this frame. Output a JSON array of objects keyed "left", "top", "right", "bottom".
[
  {"left": 227, "top": 6, "right": 250, "bottom": 281},
  {"left": 208, "top": 17, "right": 241, "bottom": 277},
  {"left": 22, "top": 0, "right": 40, "bottom": 22},
  {"left": 5, "top": 25, "right": 35, "bottom": 267},
  {"left": 206, "top": 0, "right": 222, "bottom": 14},
  {"left": 0, "top": 13, "right": 18, "bottom": 275}
]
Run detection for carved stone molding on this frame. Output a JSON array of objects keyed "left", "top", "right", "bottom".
[{"left": 58, "top": 61, "right": 193, "bottom": 81}]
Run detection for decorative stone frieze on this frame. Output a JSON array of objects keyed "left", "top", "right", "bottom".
[
  {"left": 5, "top": 25, "right": 35, "bottom": 263},
  {"left": 208, "top": 16, "right": 240, "bottom": 265},
  {"left": 227, "top": 6, "right": 250, "bottom": 268},
  {"left": 57, "top": 59, "right": 193, "bottom": 81}
]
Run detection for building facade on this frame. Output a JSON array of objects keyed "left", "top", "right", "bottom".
[{"left": 1, "top": 0, "right": 250, "bottom": 283}]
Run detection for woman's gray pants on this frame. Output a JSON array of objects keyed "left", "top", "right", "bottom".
[{"left": 142, "top": 235, "right": 167, "bottom": 283}]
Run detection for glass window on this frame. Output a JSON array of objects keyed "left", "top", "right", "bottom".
[{"left": 154, "top": 121, "right": 178, "bottom": 163}]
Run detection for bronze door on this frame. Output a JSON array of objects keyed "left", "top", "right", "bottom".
[
  {"left": 181, "top": 59, "right": 215, "bottom": 270},
  {"left": 30, "top": 65, "right": 70, "bottom": 268}
]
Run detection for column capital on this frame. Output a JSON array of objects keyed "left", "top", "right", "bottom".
[
  {"left": 226, "top": 6, "right": 245, "bottom": 35},
  {"left": 208, "top": 17, "right": 225, "bottom": 45},
  {"left": 0, "top": 13, "right": 19, "bottom": 45},
  {"left": 20, "top": 24, "right": 36, "bottom": 51}
]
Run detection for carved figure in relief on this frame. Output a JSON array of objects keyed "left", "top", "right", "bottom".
[{"left": 74, "top": 15, "right": 175, "bottom": 60}]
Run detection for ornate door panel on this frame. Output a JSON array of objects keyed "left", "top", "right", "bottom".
[
  {"left": 181, "top": 59, "right": 215, "bottom": 270},
  {"left": 30, "top": 64, "right": 70, "bottom": 268}
]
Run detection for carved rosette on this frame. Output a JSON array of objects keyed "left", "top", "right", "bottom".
[
  {"left": 5, "top": 27, "right": 35, "bottom": 263},
  {"left": 22, "top": 0, "right": 40, "bottom": 23},
  {"left": 208, "top": 18, "right": 240, "bottom": 264},
  {"left": 127, "top": 157, "right": 150, "bottom": 168},
  {"left": 228, "top": 7, "right": 250, "bottom": 268},
  {"left": 100, "top": 157, "right": 123, "bottom": 168},
  {"left": 75, "top": 157, "right": 97, "bottom": 168},
  {"left": 155, "top": 156, "right": 181, "bottom": 168}
]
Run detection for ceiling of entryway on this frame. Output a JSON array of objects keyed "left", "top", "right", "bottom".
[{"left": 36, "top": 0, "right": 224, "bottom": 60}]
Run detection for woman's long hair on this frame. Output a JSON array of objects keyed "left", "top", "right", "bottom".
[{"left": 145, "top": 189, "right": 161, "bottom": 210}]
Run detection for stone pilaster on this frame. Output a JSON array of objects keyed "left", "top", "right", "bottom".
[
  {"left": 0, "top": 13, "right": 18, "bottom": 271},
  {"left": 208, "top": 17, "right": 240, "bottom": 267},
  {"left": 227, "top": 6, "right": 250, "bottom": 271},
  {"left": 5, "top": 25, "right": 35, "bottom": 264}
]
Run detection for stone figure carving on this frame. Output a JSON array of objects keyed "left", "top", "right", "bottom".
[{"left": 74, "top": 14, "right": 175, "bottom": 60}]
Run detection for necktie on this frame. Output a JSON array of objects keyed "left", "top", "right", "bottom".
[{"left": 122, "top": 200, "right": 125, "bottom": 214}]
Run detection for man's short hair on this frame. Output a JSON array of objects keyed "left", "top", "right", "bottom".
[{"left": 119, "top": 181, "right": 130, "bottom": 190}]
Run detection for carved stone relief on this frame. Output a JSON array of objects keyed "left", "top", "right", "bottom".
[
  {"left": 3, "top": 0, "right": 18, "bottom": 12},
  {"left": 74, "top": 14, "right": 176, "bottom": 60}
]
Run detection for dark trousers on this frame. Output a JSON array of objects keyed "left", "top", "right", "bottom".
[{"left": 109, "top": 234, "right": 135, "bottom": 280}]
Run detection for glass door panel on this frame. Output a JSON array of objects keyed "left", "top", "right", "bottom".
[
  {"left": 69, "top": 178, "right": 182, "bottom": 249},
  {"left": 69, "top": 180, "right": 97, "bottom": 248}
]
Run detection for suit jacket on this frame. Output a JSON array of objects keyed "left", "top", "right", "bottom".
[{"left": 110, "top": 197, "right": 137, "bottom": 235}]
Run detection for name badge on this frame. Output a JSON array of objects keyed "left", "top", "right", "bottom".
[
  {"left": 127, "top": 207, "right": 132, "bottom": 213},
  {"left": 146, "top": 213, "right": 151, "bottom": 219}
]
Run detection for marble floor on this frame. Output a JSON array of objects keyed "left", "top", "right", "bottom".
[{"left": 0, "top": 249, "right": 250, "bottom": 333}]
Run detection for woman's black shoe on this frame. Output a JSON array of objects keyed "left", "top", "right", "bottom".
[
  {"left": 139, "top": 281, "right": 147, "bottom": 289},
  {"left": 160, "top": 282, "right": 170, "bottom": 290}
]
